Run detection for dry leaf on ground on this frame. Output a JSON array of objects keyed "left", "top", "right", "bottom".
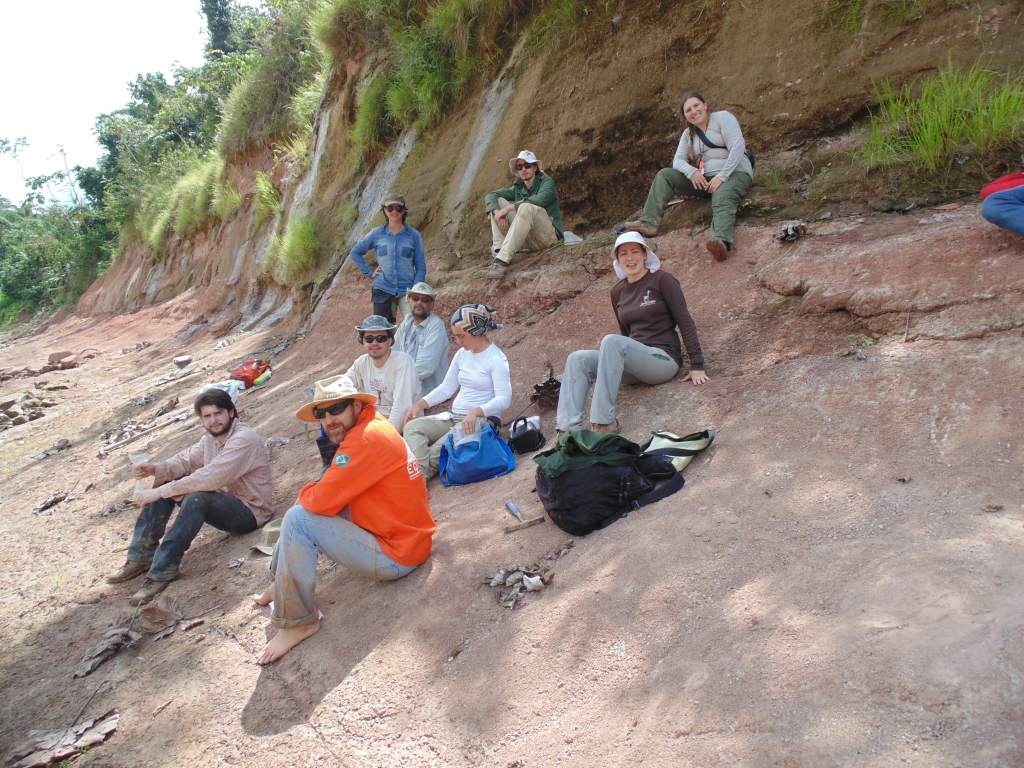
[{"left": 6, "top": 710, "right": 119, "bottom": 767}]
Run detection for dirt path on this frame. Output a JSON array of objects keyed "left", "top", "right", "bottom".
[{"left": 1, "top": 206, "right": 1022, "bottom": 767}]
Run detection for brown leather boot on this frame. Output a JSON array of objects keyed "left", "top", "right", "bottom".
[
  {"left": 624, "top": 220, "right": 659, "bottom": 238},
  {"left": 129, "top": 577, "right": 176, "bottom": 606},
  {"left": 589, "top": 419, "right": 620, "bottom": 434},
  {"left": 706, "top": 238, "right": 729, "bottom": 262},
  {"left": 106, "top": 560, "right": 152, "bottom": 584}
]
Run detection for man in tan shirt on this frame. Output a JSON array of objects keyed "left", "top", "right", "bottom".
[{"left": 106, "top": 388, "right": 274, "bottom": 605}]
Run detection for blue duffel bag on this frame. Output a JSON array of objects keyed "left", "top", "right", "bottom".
[{"left": 438, "top": 422, "right": 516, "bottom": 487}]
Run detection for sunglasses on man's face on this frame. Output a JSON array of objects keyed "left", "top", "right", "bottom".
[
  {"left": 313, "top": 399, "right": 353, "bottom": 420},
  {"left": 361, "top": 333, "right": 391, "bottom": 344},
  {"left": 384, "top": 204, "right": 406, "bottom": 213},
  {"left": 515, "top": 163, "right": 533, "bottom": 171},
  {"left": 408, "top": 294, "right": 434, "bottom": 303}
]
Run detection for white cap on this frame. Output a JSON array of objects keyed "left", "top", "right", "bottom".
[
  {"left": 612, "top": 231, "right": 662, "bottom": 280},
  {"left": 509, "top": 150, "right": 541, "bottom": 174}
]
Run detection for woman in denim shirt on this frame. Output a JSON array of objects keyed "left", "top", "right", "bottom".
[{"left": 348, "top": 193, "right": 427, "bottom": 323}]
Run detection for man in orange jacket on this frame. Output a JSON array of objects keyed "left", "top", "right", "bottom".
[{"left": 257, "top": 375, "right": 435, "bottom": 664}]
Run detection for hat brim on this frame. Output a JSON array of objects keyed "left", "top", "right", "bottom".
[
  {"left": 295, "top": 394, "right": 377, "bottom": 422},
  {"left": 612, "top": 244, "right": 661, "bottom": 279}
]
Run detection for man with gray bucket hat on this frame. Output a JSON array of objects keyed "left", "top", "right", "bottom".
[
  {"left": 393, "top": 281, "right": 449, "bottom": 393},
  {"left": 254, "top": 375, "right": 434, "bottom": 664},
  {"left": 484, "top": 150, "right": 563, "bottom": 279},
  {"left": 343, "top": 315, "right": 420, "bottom": 434},
  {"left": 348, "top": 192, "right": 426, "bottom": 323}
]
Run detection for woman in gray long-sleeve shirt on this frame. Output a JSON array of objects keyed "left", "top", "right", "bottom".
[{"left": 625, "top": 90, "right": 754, "bottom": 262}]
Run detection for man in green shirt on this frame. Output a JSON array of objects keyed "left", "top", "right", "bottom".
[{"left": 484, "top": 150, "right": 563, "bottom": 279}]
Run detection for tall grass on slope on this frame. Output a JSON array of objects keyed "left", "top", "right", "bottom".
[
  {"left": 862, "top": 58, "right": 1024, "bottom": 177},
  {"left": 266, "top": 215, "right": 320, "bottom": 280},
  {"left": 253, "top": 172, "right": 281, "bottom": 226}
]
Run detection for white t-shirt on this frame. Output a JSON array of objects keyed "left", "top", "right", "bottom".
[
  {"left": 345, "top": 350, "right": 421, "bottom": 433},
  {"left": 423, "top": 343, "right": 511, "bottom": 419}
]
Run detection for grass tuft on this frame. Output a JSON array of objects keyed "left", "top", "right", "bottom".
[
  {"left": 277, "top": 215, "right": 320, "bottom": 277},
  {"left": 862, "top": 58, "right": 1024, "bottom": 178},
  {"left": 253, "top": 172, "right": 281, "bottom": 225}
]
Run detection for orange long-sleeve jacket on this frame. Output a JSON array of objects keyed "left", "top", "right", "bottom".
[{"left": 298, "top": 407, "right": 435, "bottom": 567}]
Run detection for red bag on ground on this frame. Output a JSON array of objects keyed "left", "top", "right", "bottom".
[
  {"left": 980, "top": 173, "right": 1024, "bottom": 199},
  {"left": 230, "top": 359, "right": 269, "bottom": 388}
]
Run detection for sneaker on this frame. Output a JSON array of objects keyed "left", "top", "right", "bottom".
[
  {"left": 106, "top": 560, "right": 152, "bottom": 584},
  {"left": 129, "top": 577, "right": 175, "bottom": 606},
  {"left": 624, "top": 220, "right": 660, "bottom": 238},
  {"left": 589, "top": 419, "right": 620, "bottom": 434},
  {"left": 706, "top": 238, "right": 729, "bottom": 262},
  {"left": 486, "top": 259, "right": 509, "bottom": 279}
]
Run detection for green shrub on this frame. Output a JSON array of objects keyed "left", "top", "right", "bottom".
[
  {"left": 0, "top": 292, "right": 28, "bottom": 328},
  {"left": 211, "top": 173, "right": 243, "bottom": 219},
  {"left": 278, "top": 215, "right": 320, "bottom": 276},
  {"left": 253, "top": 172, "right": 281, "bottom": 225},
  {"left": 218, "top": 0, "right": 322, "bottom": 157},
  {"left": 350, "top": 74, "right": 396, "bottom": 161},
  {"left": 862, "top": 58, "right": 1024, "bottom": 177}
]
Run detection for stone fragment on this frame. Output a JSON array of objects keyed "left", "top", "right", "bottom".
[
  {"left": 39, "top": 364, "right": 58, "bottom": 374},
  {"left": 59, "top": 356, "right": 79, "bottom": 369},
  {"left": 12, "top": 415, "right": 28, "bottom": 425},
  {"left": 48, "top": 351, "right": 74, "bottom": 364}
]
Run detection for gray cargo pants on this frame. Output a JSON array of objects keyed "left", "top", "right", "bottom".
[{"left": 556, "top": 335, "right": 680, "bottom": 430}]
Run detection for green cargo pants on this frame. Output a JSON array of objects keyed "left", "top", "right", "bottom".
[{"left": 640, "top": 168, "right": 752, "bottom": 244}]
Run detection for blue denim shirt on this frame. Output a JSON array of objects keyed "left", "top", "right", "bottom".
[{"left": 348, "top": 224, "right": 427, "bottom": 297}]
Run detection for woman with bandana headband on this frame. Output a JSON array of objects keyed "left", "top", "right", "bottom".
[{"left": 403, "top": 304, "right": 512, "bottom": 480}]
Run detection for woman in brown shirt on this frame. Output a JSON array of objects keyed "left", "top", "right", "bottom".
[{"left": 555, "top": 232, "right": 708, "bottom": 433}]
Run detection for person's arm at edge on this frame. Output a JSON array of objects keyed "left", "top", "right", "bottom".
[
  {"left": 662, "top": 274, "right": 704, "bottom": 371},
  {"left": 412, "top": 230, "right": 426, "bottom": 284},
  {"left": 485, "top": 186, "right": 517, "bottom": 213},
  {"left": 479, "top": 349, "right": 512, "bottom": 418},
  {"left": 347, "top": 229, "right": 377, "bottom": 279},
  {"left": 715, "top": 111, "right": 746, "bottom": 181},
  {"left": 671, "top": 129, "right": 698, "bottom": 179},
  {"left": 423, "top": 351, "right": 462, "bottom": 408},
  {"left": 611, "top": 285, "right": 629, "bottom": 337},
  {"left": 389, "top": 356, "right": 420, "bottom": 432},
  {"left": 152, "top": 442, "right": 205, "bottom": 486},
  {"left": 414, "top": 318, "right": 449, "bottom": 381},
  {"left": 158, "top": 432, "right": 258, "bottom": 499}
]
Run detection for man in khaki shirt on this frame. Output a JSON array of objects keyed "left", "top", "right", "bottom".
[{"left": 106, "top": 388, "right": 274, "bottom": 605}]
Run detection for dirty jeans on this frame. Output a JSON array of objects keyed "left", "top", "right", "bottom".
[
  {"left": 403, "top": 414, "right": 492, "bottom": 481},
  {"left": 371, "top": 290, "right": 412, "bottom": 325},
  {"left": 128, "top": 492, "right": 258, "bottom": 582},
  {"left": 556, "top": 335, "right": 680, "bottom": 430},
  {"left": 269, "top": 504, "right": 417, "bottom": 628},
  {"left": 640, "top": 168, "right": 752, "bottom": 244},
  {"left": 490, "top": 197, "right": 558, "bottom": 264},
  {"left": 981, "top": 186, "right": 1024, "bottom": 237}
]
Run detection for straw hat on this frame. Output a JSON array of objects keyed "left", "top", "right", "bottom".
[{"left": 294, "top": 375, "right": 376, "bottom": 423}]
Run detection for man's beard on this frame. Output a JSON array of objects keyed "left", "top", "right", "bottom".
[
  {"left": 325, "top": 423, "right": 349, "bottom": 444},
  {"left": 206, "top": 415, "right": 235, "bottom": 437},
  {"left": 412, "top": 306, "right": 430, "bottom": 320}
]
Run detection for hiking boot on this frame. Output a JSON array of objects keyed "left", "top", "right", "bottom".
[
  {"left": 106, "top": 560, "right": 152, "bottom": 584},
  {"left": 129, "top": 577, "right": 175, "bottom": 606},
  {"left": 624, "top": 220, "right": 659, "bottom": 238},
  {"left": 706, "top": 238, "right": 729, "bottom": 262},
  {"left": 487, "top": 259, "right": 509, "bottom": 279},
  {"left": 589, "top": 419, "right": 620, "bottom": 434}
]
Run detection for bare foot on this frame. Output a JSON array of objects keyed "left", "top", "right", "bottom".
[
  {"left": 257, "top": 622, "right": 320, "bottom": 665},
  {"left": 252, "top": 584, "right": 274, "bottom": 606}
]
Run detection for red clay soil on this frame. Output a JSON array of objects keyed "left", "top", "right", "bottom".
[{"left": 1, "top": 205, "right": 1023, "bottom": 767}]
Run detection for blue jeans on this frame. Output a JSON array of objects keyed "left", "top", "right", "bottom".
[
  {"left": 269, "top": 504, "right": 417, "bottom": 628},
  {"left": 128, "top": 492, "right": 258, "bottom": 582},
  {"left": 982, "top": 186, "right": 1024, "bottom": 237}
]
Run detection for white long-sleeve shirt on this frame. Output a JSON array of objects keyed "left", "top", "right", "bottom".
[
  {"left": 345, "top": 350, "right": 421, "bottom": 433},
  {"left": 672, "top": 110, "right": 754, "bottom": 182},
  {"left": 423, "top": 343, "right": 511, "bottom": 419}
]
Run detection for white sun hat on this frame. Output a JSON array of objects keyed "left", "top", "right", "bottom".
[
  {"left": 508, "top": 150, "right": 541, "bottom": 174},
  {"left": 612, "top": 231, "right": 662, "bottom": 280}
]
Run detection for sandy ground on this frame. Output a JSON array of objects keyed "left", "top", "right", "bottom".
[{"left": 1, "top": 205, "right": 1023, "bottom": 767}]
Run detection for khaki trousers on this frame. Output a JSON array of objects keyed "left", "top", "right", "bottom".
[{"left": 490, "top": 197, "right": 557, "bottom": 264}]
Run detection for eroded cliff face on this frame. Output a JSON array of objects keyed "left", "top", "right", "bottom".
[{"left": 75, "top": 0, "right": 1024, "bottom": 330}]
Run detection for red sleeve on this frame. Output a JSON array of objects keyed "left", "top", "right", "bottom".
[{"left": 981, "top": 173, "right": 1024, "bottom": 199}]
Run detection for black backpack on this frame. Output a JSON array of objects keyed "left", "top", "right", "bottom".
[{"left": 534, "top": 431, "right": 685, "bottom": 536}]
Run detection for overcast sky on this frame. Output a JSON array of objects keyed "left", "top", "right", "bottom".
[{"left": 0, "top": 0, "right": 209, "bottom": 203}]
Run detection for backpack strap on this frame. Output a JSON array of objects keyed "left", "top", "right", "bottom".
[
  {"left": 645, "top": 447, "right": 706, "bottom": 458},
  {"left": 691, "top": 124, "right": 726, "bottom": 150},
  {"left": 629, "top": 472, "right": 684, "bottom": 511}
]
